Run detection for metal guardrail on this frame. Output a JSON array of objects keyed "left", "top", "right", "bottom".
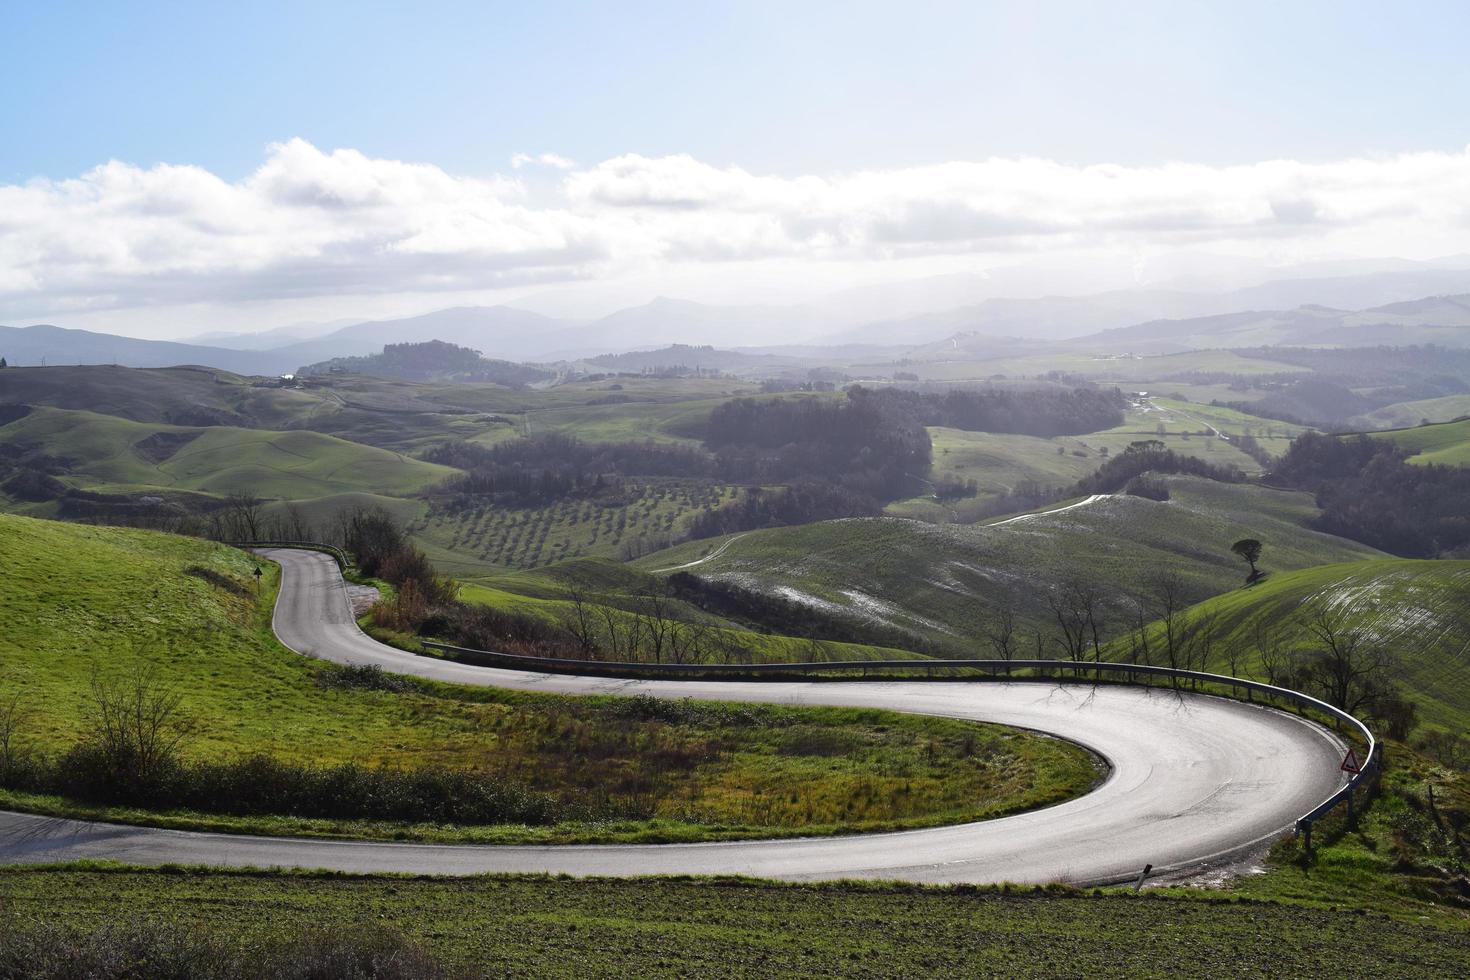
[
  {"left": 227, "top": 540, "right": 350, "bottom": 570},
  {"left": 422, "top": 642, "right": 1377, "bottom": 844}
]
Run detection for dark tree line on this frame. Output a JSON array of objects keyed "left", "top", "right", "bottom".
[
  {"left": 1269, "top": 432, "right": 1470, "bottom": 557},
  {"left": 703, "top": 389, "right": 931, "bottom": 500},
  {"left": 1071, "top": 440, "right": 1245, "bottom": 495},
  {"left": 687, "top": 482, "right": 883, "bottom": 539},
  {"left": 426, "top": 434, "right": 710, "bottom": 507},
  {"left": 860, "top": 385, "right": 1128, "bottom": 437}
]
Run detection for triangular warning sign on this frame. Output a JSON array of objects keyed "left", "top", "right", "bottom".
[{"left": 1341, "top": 748, "right": 1362, "bottom": 774}]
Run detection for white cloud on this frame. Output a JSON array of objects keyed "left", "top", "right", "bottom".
[{"left": 4, "top": 140, "right": 1470, "bottom": 321}]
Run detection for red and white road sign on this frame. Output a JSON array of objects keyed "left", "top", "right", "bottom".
[{"left": 1341, "top": 748, "right": 1362, "bottom": 774}]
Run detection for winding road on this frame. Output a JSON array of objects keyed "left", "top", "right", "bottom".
[{"left": 0, "top": 549, "right": 1347, "bottom": 884}]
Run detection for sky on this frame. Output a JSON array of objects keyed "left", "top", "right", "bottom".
[{"left": 3, "top": 0, "right": 1470, "bottom": 338}]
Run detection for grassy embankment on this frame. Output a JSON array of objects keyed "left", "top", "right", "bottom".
[
  {"left": 0, "top": 513, "right": 1096, "bottom": 844},
  {"left": 1, "top": 867, "right": 1464, "bottom": 978}
]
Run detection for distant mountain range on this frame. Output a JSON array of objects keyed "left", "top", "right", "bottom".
[
  {"left": 1068, "top": 293, "right": 1470, "bottom": 353},
  {"left": 0, "top": 324, "right": 288, "bottom": 374},
  {"left": 6, "top": 266, "right": 1470, "bottom": 375},
  {"left": 825, "top": 268, "right": 1470, "bottom": 346}
]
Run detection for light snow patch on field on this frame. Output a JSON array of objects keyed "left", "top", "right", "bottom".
[
  {"left": 771, "top": 585, "right": 850, "bottom": 617},
  {"left": 840, "top": 590, "right": 955, "bottom": 634}
]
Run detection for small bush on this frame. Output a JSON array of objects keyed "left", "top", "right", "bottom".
[
  {"left": 184, "top": 564, "right": 252, "bottom": 597},
  {"left": 318, "top": 663, "right": 415, "bottom": 693}
]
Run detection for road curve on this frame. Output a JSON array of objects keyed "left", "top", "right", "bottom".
[{"left": 0, "top": 549, "right": 1347, "bottom": 884}]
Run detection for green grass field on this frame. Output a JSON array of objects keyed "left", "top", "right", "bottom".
[
  {"left": 1102, "top": 558, "right": 1470, "bottom": 731},
  {"left": 636, "top": 476, "right": 1381, "bottom": 652},
  {"left": 1368, "top": 417, "right": 1470, "bottom": 466},
  {"left": 0, "top": 513, "right": 1094, "bottom": 843},
  {"left": 3, "top": 866, "right": 1464, "bottom": 977},
  {"left": 0, "top": 406, "right": 457, "bottom": 498}
]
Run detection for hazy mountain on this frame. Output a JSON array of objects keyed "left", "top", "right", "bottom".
[
  {"left": 268, "top": 306, "right": 581, "bottom": 368},
  {"left": 0, "top": 324, "right": 285, "bottom": 374},
  {"left": 825, "top": 268, "right": 1470, "bottom": 347},
  {"left": 298, "top": 340, "right": 554, "bottom": 386},
  {"left": 585, "top": 343, "right": 814, "bottom": 376},
  {"left": 1071, "top": 294, "right": 1470, "bottom": 352},
  {"left": 547, "top": 297, "right": 837, "bottom": 358},
  {"left": 179, "top": 318, "right": 359, "bottom": 350},
  {"left": 814, "top": 254, "right": 1470, "bottom": 326}
]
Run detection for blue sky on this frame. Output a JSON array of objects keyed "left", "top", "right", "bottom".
[
  {"left": 6, "top": 0, "right": 1468, "bottom": 181},
  {"left": 3, "top": 1, "right": 1470, "bottom": 336}
]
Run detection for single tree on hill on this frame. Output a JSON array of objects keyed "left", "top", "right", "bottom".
[{"left": 1230, "top": 538, "right": 1263, "bottom": 582}]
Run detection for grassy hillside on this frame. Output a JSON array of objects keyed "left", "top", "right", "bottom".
[
  {"left": 0, "top": 513, "right": 1092, "bottom": 842},
  {"left": 635, "top": 476, "right": 1381, "bottom": 650},
  {"left": 1354, "top": 394, "right": 1470, "bottom": 430},
  {"left": 0, "top": 406, "right": 456, "bottom": 499},
  {"left": 1102, "top": 559, "right": 1470, "bottom": 730},
  {"left": 1369, "top": 417, "right": 1470, "bottom": 466},
  {"left": 889, "top": 397, "right": 1297, "bottom": 523}
]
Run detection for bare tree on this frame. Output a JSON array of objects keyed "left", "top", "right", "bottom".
[
  {"left": 561, "top": 590, "right": 601, "bottom": 659},
  {"left": 986, "top": 606, "right": 1018, "bottom": 669},
  {"left": 222, "top": 491, "right": 265, "bottom": 541},
  {"left": 283, "top": 503, "right": 314, "bottom": 542},
  {"left": 1045, "top": 584, "right": 1090, "bottom": 662},
  {"left": 1303, "top": 607, "right": 1399, "bottom": 714},
  {"left": 668, "top": 619, "right": 712, "bottom": 665},
  {"left": 597, "top": 602, "right": 630, "bottom": 661},
  {"left": 1122, "top": 596, "right": 1153, "bottom": 666},
  {"left": 635, "top": 589, "right": 677, "bottom": 664},
  {"left": 1147, "top": 570, "right": 1191, "bottom": 673},
  {"left": 87, "top": 666, "right": 194, "bottom": 788},
  {"left": 1253, "top": 619, "right": 1295, "bottom": 688},
  {"left": 1178, "top": 607, "right": 1221, "bottom": 677},
  {"left": 0, "top": 692, "right": 31, "bottom": 780}
]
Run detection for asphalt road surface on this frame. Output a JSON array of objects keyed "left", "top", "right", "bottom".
[{"left": 0, "top": 549, "right": 1347, "bottom": 884}]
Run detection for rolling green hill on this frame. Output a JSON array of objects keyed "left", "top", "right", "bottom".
[
  {"left": 635, "top": 475, "right": 1381, "bottom": 651},
  {"left": 1369, "top": 417, "right": 1470, "bottom": 466},
  {"left": 1102, "top": 559, "right": 1470, "bottom": 730},
  {"left": 888, "top": 397, "right": 1299, "bottom": 523},
  {"left": 0, "top": 406, "right": 457, "bottom": 499}
]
